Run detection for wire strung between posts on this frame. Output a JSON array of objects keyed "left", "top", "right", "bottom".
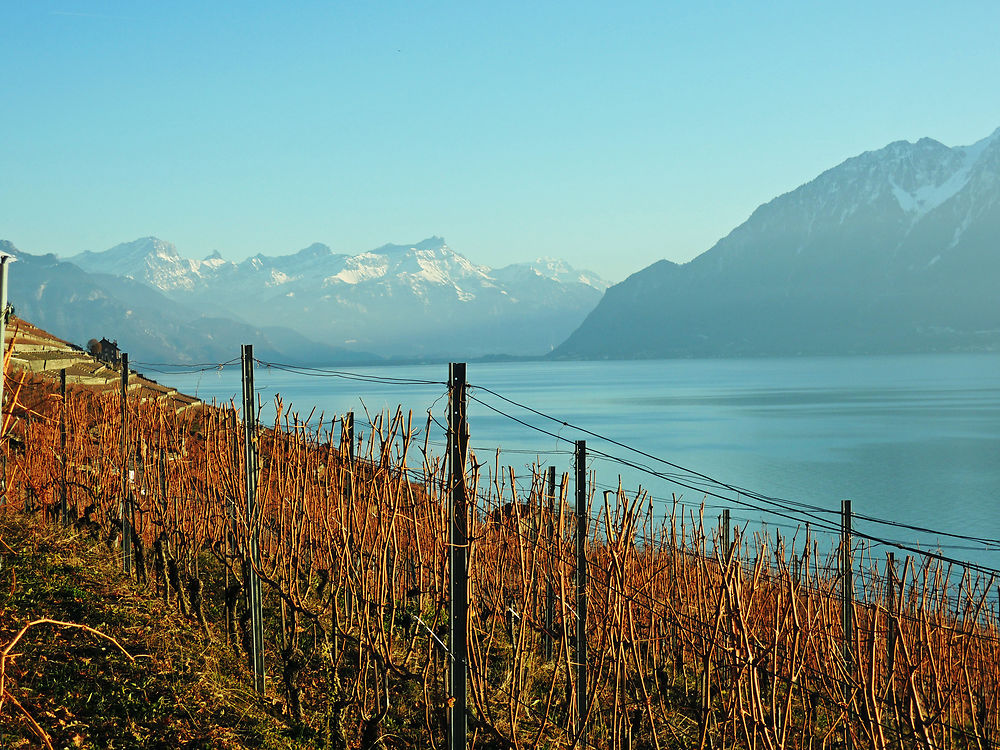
[
  {"left": 572, "top": 436, "right": 1000, "bottom": 578},
  {"left": 467, "top": 386, "right": 1000, "bottom": 555},
  {"left": 467, "top": 469, "right": 1000, "bottom": 649},
  {"left": 241, "top": 376, "right": 1000, "bottom": 577},
  {"left": 460, "top": 418, "right": 1000, "bottom": 592},
  {"left": 255, "top": 360, "right": 446, "bottom": 386},
  {"left": 849, "top": 508, "right": 1000, "bottom": 548},
  {"left": 471, "top": 383, "right": 1000, "bottom": 550},
  {"left": 465, "top": 434, "right": 1000, "bottom": 606},
  {"left": 412, "top": 614, "right": 453, "bottom": 659},
  {"left": 138, "top": 357, "right": 1000, "bottom": 571},
  {"left": 128, "top": 357, "right": 1000, "bottom": 552},
  {"left": 469, "top": 383, "right": 843, "bottom": 517},
  {"left": 465, "top": 516, "right": 801, "bottom": 675},
  {"left": 468, "top": 393, "right": 852, "bottom": 543},
  {"left": 467, "top": 390, "right": 845, "bottom": 534},
  {"left": 130, "top": 357, "right": 242, "bottom": 374}
]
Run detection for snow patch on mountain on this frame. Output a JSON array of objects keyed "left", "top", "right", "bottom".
[
  {"left": 889, "top": 151, "right": 977, "bottom": 219},
  {"left": 494, "top": 257, "right": 609, "bottom": 291},
  {"left": 328, "top": 253, "right": 388, "bottom": 285}
]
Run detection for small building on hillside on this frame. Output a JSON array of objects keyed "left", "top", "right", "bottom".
[{"left": 88, "top": 337, "right": 121, "bottom": 366}]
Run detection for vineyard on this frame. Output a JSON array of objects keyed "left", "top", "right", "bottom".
[{"left": 1, "top": 356, "right": 999, "bottom": 749}]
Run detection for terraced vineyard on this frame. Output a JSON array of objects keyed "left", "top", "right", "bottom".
[{"left": 1, "top": 341, "right": 998, "bottom": 748}]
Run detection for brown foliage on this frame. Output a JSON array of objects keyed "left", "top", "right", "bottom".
[{"left": 2, "top": 370, "right": 998, "bottom": 748}]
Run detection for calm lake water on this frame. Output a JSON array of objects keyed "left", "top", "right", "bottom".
[{"left": 154, "top": 353, "right": 1000, "bottom": 569}]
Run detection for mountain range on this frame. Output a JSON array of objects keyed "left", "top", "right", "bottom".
[
  {"left": 554, "top": 126, "right": 1000, "bottom": 358},
  {"left": 1, "top": 237, "right": 607, "bottom": 362},
  {"left": 5, "top": 126, "right": 998, "bottom": 363},
  {"left": 0, "top": 240, "right": 373, "bottom": 365}
]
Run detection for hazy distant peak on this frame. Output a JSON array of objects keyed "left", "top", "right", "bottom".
[
  {"left": 202, "top": 250, "right": 229, "bottom": 270},
  {"left": 412, "top": 236, "right": 446, "bottom": 250},
  {"left": 371, "top": 237, "right": 448, "bottom": 255},
  {"left": 738, "top": 127, "right": 1000, "bottom": 233},
  {"left": 296, "top": 242, "right": 333, "bottom": 258},
  {"left": 957, "top": 127, "right": 1000, "bottom": 164},
  {"left": 966, "top": 126, "right": 1000, "bottom": 148},
  {"left": 112, "top": 236, "right": 179, "bottom": 259},
  {"left": 58, "top": 236, "right": 171, "bottom": 261},
  {"left": 865, "top": 137, "right": 951, "bottom": 166},
  {"left": 492, "top": 258, "right": 610, "bottom": 293}
]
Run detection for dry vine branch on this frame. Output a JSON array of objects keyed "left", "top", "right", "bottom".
[{"left": 0, "top": 617, "right": 149, "bottom": 710}]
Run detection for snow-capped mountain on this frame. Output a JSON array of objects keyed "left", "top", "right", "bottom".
[
  {"left": 69, "top": 237, "right": 215, "bottom": 291},
  {"left": 67, "top": 237, "right": 608, "bottom": 357},
  {"left": 2, "top": 240, "right": 373, "bottom": 364},
  {"left": 493, "top": 258, "right": 609, "bottom": 290},
  {"left": 555, "top": 126, "right": 1000, "bottom": 358}
]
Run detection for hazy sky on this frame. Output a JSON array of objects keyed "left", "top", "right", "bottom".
[{"left": 3, "top": 1, "right": 999, "bottom": 281}]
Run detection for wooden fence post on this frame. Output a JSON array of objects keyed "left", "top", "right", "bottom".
[
  {"left": 886, "top": 552, "right": 897, "bottom": 686},
  {"left": 60, "top": 368, "right": 68, "bottom": 525},
  {"left": 448, "top": 363, "right": 469, "bottom": 750},
  {"left": 225, "top": 409, "right": 238, "bottom": 647},
  {"left": 343, "top": 412, "right": 355, "bottom": 624},
  {"left": 121, "top": 353, "right": 132, "bottom": 575},
  {"left": 544, "top": 464, "right": 556, "bottom": 661},
  {"left": 722, "top": 508, "right": 731, "bottom": 561},
  {"left": 241, "top": 344, "right": 265, "bottom": 696},
  {"left": 841, "top": 499, "right": 854, "bottom": 750},
  {"left": 575, "top": 440, "right": 588, "bottom": 748}
]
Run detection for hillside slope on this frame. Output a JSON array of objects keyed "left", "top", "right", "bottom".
[{"left": 0, "top": 511, "right": 296, "bottom": 749}]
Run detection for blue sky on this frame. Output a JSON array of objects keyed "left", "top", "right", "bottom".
[{"left": 3, "top": 1, "right": 999, "bottom": 281}]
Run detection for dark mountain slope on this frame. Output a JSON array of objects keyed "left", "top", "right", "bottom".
[{"left": 554, "top": 128, "right": 1000, "bottom": 358}]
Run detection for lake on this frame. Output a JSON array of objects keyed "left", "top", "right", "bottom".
[{"left": 151, "top": 352, "right": 1000, "bottom": 570}]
